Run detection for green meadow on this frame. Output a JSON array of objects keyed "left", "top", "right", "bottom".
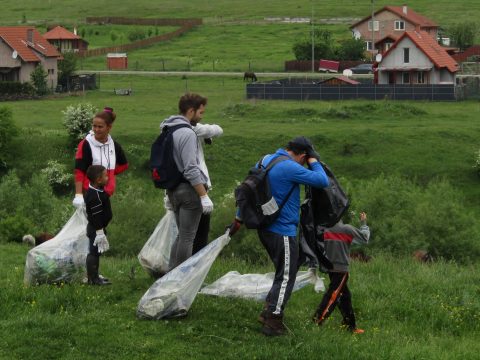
[{"left": 1, "top": 0, "right": 480, "bottom": 358}]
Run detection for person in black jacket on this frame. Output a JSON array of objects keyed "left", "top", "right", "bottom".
[{"left": 84, "top": 165, "right": 113, "bottom": 286}]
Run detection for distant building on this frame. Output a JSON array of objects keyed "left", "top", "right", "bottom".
[
  {"left": 0, "top": 26, "right": 62, "bottom": 88},
  {"left": 377, "top": 31, "right": 458, "bottom": 85},
  {"left": 43, "top": 26, "right": 88, "bottom": 53},
  {"left": 319, "top": 76, "right": 360, "bottom": 85},
  {"left": 107, "top": 53, "right": 128, "bottom": 70},
  {"left": 350, "top": 5, "right": 439, "bottom": 56}
]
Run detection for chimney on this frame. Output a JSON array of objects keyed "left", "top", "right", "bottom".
[
  {"left": 403, "top": 5, "right": 408, "bottom": 15},
  {"left": 73, "top": 27, "right": 77, "bottom": 35},
  {"left": 27, "top": 29, "right": 33, "bottom": 43}
]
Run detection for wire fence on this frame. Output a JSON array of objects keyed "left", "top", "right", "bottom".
[{"left": 247, "top": 83, "right": 458, "bottom": 101}]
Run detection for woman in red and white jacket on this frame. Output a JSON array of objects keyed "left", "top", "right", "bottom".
[{"left": 72, "top": 107, "right": 128, "bottom": 208}]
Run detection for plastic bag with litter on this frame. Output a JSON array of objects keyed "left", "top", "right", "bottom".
[
  {"left": 137, "top": 231, "right": 230, "bottom": 320},
  {"left": 24, "top": 208, "right": 89, "bottom": 285},
  {"left": 138, "top": 210, "right": 177, "bottom": 278},
  {"left": 199, "top": 268, "right": 325, "bottom": 301}
]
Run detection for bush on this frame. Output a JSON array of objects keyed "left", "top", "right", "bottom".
[
  {"left": 0, "top": 171, "right": 70, "bottom": 243},
  {"left": 0, "top": 214, "right": 34, "bottom": 243},
  {"left": 62, "top": 103, "right": 97, "bottom": 140},
  {"left": 0, "top": 81, "right": 34, "bottom": 96},
  {"left": 41, "top": 160, "right": 72, "bottom": 194},
  {"left": 346, "top": 175, "right": 480, "bottom": 263},
  {"left": 0, "top": 107, "right": 18, "bottom": 172},
  {"left": 127, "top": 29, "right": 146, "bottom": 42}
]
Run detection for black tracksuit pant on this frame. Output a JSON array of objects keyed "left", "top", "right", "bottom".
[
  {"left": 315, "top": 272, "right": 356, "bottom": 329},
  {"left": 258, "top": 229, "right": 299, "bottom": 315}
]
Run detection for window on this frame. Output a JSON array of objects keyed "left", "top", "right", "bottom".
[
  {"left": 402, "top": 72, "right": 410, "bottom": 84},
  {"left": 395, "top": 20, "right": 405, "bottom": 30},
  {"left": 368, "top": 20, "right": 379, "bottom": 31},
  {"left": 417, "top": 72, "right": 425, "bottom": 84},
  {"left": 48, "top": 69, "right": 55, "bottom": 75},
  {"left": 365, "top": 41, "right": 373, "bottom": 51},
  {"left": 385, "top": 42, "right": 393, "bottom": 51},
  {"left": 403, "top": 48, "right": 410, "bottom": 63}
]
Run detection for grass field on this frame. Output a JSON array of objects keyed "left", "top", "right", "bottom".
[
  {"left": 1, "top": 242, "right": 479, "bottom": 359},
  {"left": 1, "top": 1, "right": 480, "bottom": 358}
]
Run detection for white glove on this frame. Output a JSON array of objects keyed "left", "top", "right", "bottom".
[
  {"left": 200, "top": 194, "right": 214, "bottom": 214},
  {"left": 164, "top": 194, "right": 173, "bottom": 211},
  {"left": 72, "top": 194, "right": 84, "bottom": 208},
  {"left": 94, "top": 230, "right": 110, "bottom": 253}
]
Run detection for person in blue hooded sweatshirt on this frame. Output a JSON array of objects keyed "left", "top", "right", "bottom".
[{"left": 229, "top": 136, "right": 329, "bottom": 336}]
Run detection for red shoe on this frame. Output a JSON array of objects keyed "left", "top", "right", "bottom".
[{"left": 352, "top": 328, "right": 365, "bottom": 334}]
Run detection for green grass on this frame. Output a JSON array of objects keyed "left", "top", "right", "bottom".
[
  {"left": 1, "top": 242, "right": 479, "bottom": 359},
  {"left": 2, "top": 1, "right": 480, "bottom": 24}
]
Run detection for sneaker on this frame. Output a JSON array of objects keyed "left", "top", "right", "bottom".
[{"left": 351, "top": 328, "right": 365, "bottom": 334}]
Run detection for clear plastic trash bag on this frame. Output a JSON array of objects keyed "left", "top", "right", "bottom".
[
  {"left": 137, "top": 231, "right": 230, "bottom": 320},
  {"left": 199, "top": 268, "right": 325, "bottom": 301},
  {"left": 24, "top": 208, "right": 89, "bottom": 285},
  {"left": 138, "top": 210, "right": 178, "bottom": 278}
]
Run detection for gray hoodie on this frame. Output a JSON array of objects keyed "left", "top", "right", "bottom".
[{"left": 160, "top": 115, "right": 208, "bottom": 187}]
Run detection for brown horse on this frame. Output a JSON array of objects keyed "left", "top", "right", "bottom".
[{"left": 243, "top": 71, "right": 257, "bottom": 82}]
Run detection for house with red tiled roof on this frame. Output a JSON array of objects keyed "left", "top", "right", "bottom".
[
  {"left": 350, "top": 5, "right": 439, "bottom": 56},
  {"left": 44, "top": 26, "right": 88, "bottom": 53},
  {"left": 377, "top": 30, "right": 458, "bottom": 85},
  {"left": 0, "top": 26, "right": 62, "bottom": 88}
]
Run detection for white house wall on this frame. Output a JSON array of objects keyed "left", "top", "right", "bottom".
[{"left": 381, "top": 38, "right": 433, "bottom": 70}]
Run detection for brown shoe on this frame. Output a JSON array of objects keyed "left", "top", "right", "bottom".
[{"left": 261, "top": 312, "right": 287, "bottom": 336}]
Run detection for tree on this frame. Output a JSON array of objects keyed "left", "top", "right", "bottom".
[
  {"left": 57, "top": 52, "right": 77, "bottom": 88},
  {"left": 448, "top": 22, "right": 478, "bottom": 51},
  {"left": 30, "top": 64, "right": 48, "bottom": 95},
  {"left": 110, "top": 31, "right": 118, "bottom": 44},
  {"left": 336, "top": 38, "right": 366, "bottom": 61},
  {"left": 292, "top": 29, "right": 335, "bottom": 60}
]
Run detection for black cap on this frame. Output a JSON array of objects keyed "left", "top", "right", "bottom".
[
  {"left": 287, "top": 136, "right": 320, "bottom": 160},
  {"left": 287, "top": 136, "right": 314, "bottom": 152}
]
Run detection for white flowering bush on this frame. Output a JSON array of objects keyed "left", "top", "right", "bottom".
[
  {"left": 62, "top": 103, "right": 97, "bottom": 140},
  {"left": 41, "top": 160, "right": 72, "bottom": 190},
  {"left": 474, "top": 149, "right": 480, "bottom": 175}
]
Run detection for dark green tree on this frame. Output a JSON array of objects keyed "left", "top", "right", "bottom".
[
  {"left": 57, "top": 52, "right": 77, "bottom": 88},
  {"left": 292, "top": 29, "right": 335, "bottom": 60},
  {"left": 336, "top": 37, "right": 366, "bottom": 61},
  {"left": 0, "top": 107, "right": 18, "bottom": 172},
  {"left": 448, "top": 22, "right": 477, "bottom": 51},
  {"left": 30, "top": 64, "right": 49, "bottom": 95}
]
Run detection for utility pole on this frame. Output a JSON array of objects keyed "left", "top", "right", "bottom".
[
  {"left": 371, "top": 0, "right": 375, "bottom": 60},
  {"left": 311, "top": 2, "right": 315, "bottom": 73}
]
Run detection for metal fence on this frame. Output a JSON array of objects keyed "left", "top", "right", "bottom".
[{"left": 246, "top": 83, "right": 457, "bottom": 101}]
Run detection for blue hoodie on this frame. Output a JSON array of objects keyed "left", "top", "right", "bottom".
[{"left": 261, "top": 149, "right": 329, "bottom": 236}]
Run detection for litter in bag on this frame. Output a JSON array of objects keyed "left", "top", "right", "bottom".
[
  {"left": 199, "top": 268, "right": 324, "bottom": 301},
  {"left": 137, "top": 231, "right": 230, "bottom": 320},
  {"left": 138, "top": 210, "right": 178, "bottom": 278},
  {"left": 24, "top": 208, "right": 89, "bottom": 285}
]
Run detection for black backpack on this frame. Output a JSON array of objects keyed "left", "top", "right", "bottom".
[
  {"left": 150, "top": 123, "right": 192, "bottom": 190},
  {"left": 308, "top": 161, "right": 350, "bottom": 228},
  {"left": 234, "top": 155, "right": 295, "bottom": 229}
]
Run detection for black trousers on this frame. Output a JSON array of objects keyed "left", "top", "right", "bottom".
[
  {"left": 315, "top": 272, "right": 356, "bottom": 329},
  {"left": 258, "top": 229, "right": 299, "bottom": 315},
  {"left": 192, "top": 213, "right": 210, "bottom": 255}
]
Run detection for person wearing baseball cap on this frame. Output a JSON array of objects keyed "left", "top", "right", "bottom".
[{"left": 229, "top": 135, "right": 329, "bottom": 336}]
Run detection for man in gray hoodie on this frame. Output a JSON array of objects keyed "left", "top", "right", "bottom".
[{"left": 161, "top": 93, "right": 214, "bottom": 270}]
